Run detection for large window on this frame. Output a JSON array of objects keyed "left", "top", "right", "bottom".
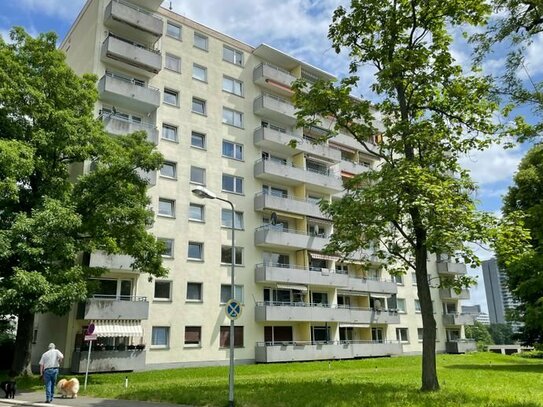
[
  {"left": 189, "top": 203, "right": 204, "bottom": 222},
  {"left": 221, "top": 246, "right": 243, "bottom": 265},
  {"left": 188, "top": 242, "right": 203, "bottom": 260},
  {"left": 222, "top": 174, "right": 243, "bottom": 194},
  {"left": 193, "top": 32, "right": 208, "bottom": 50},
  {"left": 165, "top": 53, "right": 181, "bottom": 72},
  {"left": 184, "top": 326, "right": 202, "bottom": 346},
  {"left": 415, "top": 299, "right": 421, "bottom": 312},
  {"left": 154, "top": 280, "right": 172, "bottom": 300},
  {"left": 191, "top": 131, "right": 205, "bottom": 149},
  {"left": 221, "top": 209, "right": 244, "bottom": 230},
  {"left": 166, "top": 22, "right": 181, "bottom": 39},
  {"left": 151, "top": 326, "right": 170, "bottom": 347},
  {"left": 391, "top": 275, "right": 404, "bottom": 285},
  {"left": 222, "top": 107, "right": 243, "bottom": 128},
  {"left": 186, "top": 282, "right": 202, "bottom": 301},
  {"left": 222, "top": 140, "right": 243, "bottom": 160},
  {"left": 192, "top": 97, "right": 206, "bottom": 115},
  {"left": 158, "top": 238, "right": 174, "bottom": 257},
  {"left": 192, "top": 64, "right": 207, "bottom": 82},
  {"left": 158, "top": 198, "right": 175, "bottom": 217},
  {"left": 190, "top": 166, "right": 206, "bottom": 185},
  {"left": 219, "top": 326, "right": 244, "bottom": 348},
  {"left": 222, "top": 45, "right": 243, "bottom": 66},
  {"left": 396, "top": 328, "right": 409, "bottom": 342},
  {"left": 396, "top": 298, "right": 406, "bottom": 313},
  {"left": 163, "top": 88, "right": 179, "bottom": 106},
  {"left": 162, "top": 124, "right": 178, "bottom": 142},
  {"left": 220, "top": 284, "right": 244, "bottom": 303},
  {"left": 222, "top": 76, "right": 243, "bottom": 96},
  {"left": 160, "top": 161, "right": 177, "bottom": 179}
]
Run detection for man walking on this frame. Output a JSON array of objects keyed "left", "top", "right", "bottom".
[{"left": 39, "top": 343, "right": 63, "bottom": 403}]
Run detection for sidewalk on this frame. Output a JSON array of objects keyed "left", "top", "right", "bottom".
[{"left": 0, "top": 391, "right": 193, "bottom": 407}]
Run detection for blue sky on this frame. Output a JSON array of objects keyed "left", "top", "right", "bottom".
[{"left": 1, "top": 0, "right": 538, "bottom": 313}]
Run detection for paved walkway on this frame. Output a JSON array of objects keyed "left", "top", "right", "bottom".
[{"left": 0, "top": 391, "right": 192, "bottom": 407}]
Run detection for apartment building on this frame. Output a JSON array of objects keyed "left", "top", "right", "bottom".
[{"left": 30, "top": 0, "right": 475, "bottom": 372}]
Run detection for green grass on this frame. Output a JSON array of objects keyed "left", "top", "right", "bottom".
[{"left": 11, "top": 352, "right": 543, "bottom": 406}]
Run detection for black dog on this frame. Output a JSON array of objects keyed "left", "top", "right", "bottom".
[{"left": 0, "top": 380, "right": 16, "bottom": 399}]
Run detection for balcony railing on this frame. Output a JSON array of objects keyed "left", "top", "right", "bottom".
[
  {"left": 104, "top": 0, "right": 163, "bottom": 42},
  {"left": 254, "top": 225, "right": 330, "bottom": 251},
  {"left": 102, "top": 114, "right": 158, "bottom": 144},
  {"left": 79, "top": 296, "right": 149, "bottom": 320},
  {"left": 101, "top": 34, "right": 161, "bottom": 76},
  {"left": 445, "top": 339, "right": 477, "bottom": 354},
  {"left": 255, "top": 340, "right": 402, "bottom": 363},
  {"left": 442, "top": 313, "right": 476, "bottom": 326},
  {"left": 98, "top": 72, "right": 160, "bottom": 112},
  {"left": 439, "top": 288, "right": 470, "bottom": 300},
  {"left": 253, "top": 63, "right": 296, "bottom": 97},
  {"left": 254, "top": 192, "right": 326, "bottom": 219},
  {"left": 436, "top": 261, "right": 467, "bottom": 275},
  {"left": 254, "top": 93, "right": 297, "bottom": 126}
]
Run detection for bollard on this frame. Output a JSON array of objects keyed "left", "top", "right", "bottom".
[{"left": 125, "top": 376, "right": 128, "bottom": 388}]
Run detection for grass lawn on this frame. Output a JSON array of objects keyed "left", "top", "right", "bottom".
[{"left": 12, "top": 352, "right": 543, "bottom": 406}]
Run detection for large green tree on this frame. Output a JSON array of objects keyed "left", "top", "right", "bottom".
[
  {"left": 293, "top": 0, "right": 527, "bottom": 391},
  {"left": 0, "top": 28, "right": 167, "bottom": 375}
]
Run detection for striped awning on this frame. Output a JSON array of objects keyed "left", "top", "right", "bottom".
[
  {"left": 92, "top": 320, "right": 143, "bottom": 337},
  {"left": 276, "top": 284, "right": 308, "bottom": 293},
  {"left": 309, "top": 252, "right": 340, "bottom": 261},
  {"left": 340, "top": 323, "right": 370, "bottom": 328}
]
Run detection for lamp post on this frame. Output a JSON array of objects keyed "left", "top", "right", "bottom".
[{"left": 192, "top": 186, "right": 236, "bottom": 407}]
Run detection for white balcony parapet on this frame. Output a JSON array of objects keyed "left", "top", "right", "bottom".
[
  {"left": 442, "top": 313, "right": 476, "bottom": 326},
  {"left": 101, "top": 34, "right": 161, "bottom": 76},
  {"left": 104, "top": 0, "right": 163, "bottom": 42},
  {"left": 102, "top": 114, "right": 158, "bottom": 145},
  {"left": 254, "top": 192, "right": 326, "bottom": 219},
  {"left": 98, "top": 72, "right": 160, "bottom": 113},
  {"left": 254, "top": 225, "right": 330, "bottom": 251},
  {"left": 254, "top": 93, "right": 297, "bottom": 126}
]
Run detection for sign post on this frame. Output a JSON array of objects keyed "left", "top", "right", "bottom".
[{"left": 84, "top": 323, "right": 96, "bottom": 390}]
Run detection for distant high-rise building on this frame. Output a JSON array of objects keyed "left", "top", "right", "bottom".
[
  {"left": 461, "top": 305, "right": 481, "bottom": 315},
  {"left": 475, "top": 313, "right": 490, "bottom": 325},
  {"left": 482, "top": 258, "right": 518, "bottom": 324}
]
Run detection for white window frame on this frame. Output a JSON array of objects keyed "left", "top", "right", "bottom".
[
  {"left": 222, "top": 107, "right": 243, "bottom": 128},
  {"left": 151, "top": 326, "right": 170, "bottom": 348},
  {"left": 221, "top": 246, "right": 243, "bottom": 266},
  {"left": 184, "top": 326, "right": 202, "bottom": 347},
  {"left": 166, "top": 21, "right": 182, "bottom": 39},
  {"left": 160, "top": 161, "right": 177, "bottom": 179},
  {"left": 158, "top": 238, "right": 174, "bottom": 258},
  {"left": 162, "top": 123, "right": 178, "bottom": 142},
  {"left": 189, "top": 203, "right": 205, "bottom": 222},
  {"left": 223, "top": 45, "right": 243, "bottom": 66},
  {"left": 186, "top": 282, "right": 203, "bottom": 301},
  {"left": 188, "top": 241, "right": 203, "bottom": 261},
  {"left": 221, "top": 209, "right": 244, "bottom": 230},
  {"left": 190, "top": 166, "right": 206, "bottom": 185},
  {"left": 191, "top": 131, "right": 206, "bottom": 149},
  {"left": 192, "top": 64, "right": 207, "bottom": 82},
  {"left": 158, "top": 198, "right": 175, "bottom": 217},
  {"left": 222, "top": 174, "right": 243, "bottom": 194},
  {"left": 396, "top": 327, "right": 409, "bottom": 343},
  {"left": 154, "top": 280, "right": 172, "bottom": 301},
  {"left": 222, "top": 140, "right": 244, "bottom": 160},
  {"left": 192, "top": 97, "right": 206, "bottom": 115},
  {"left": 165, "top": 53, "right": 181, "bottom": 72},
  {"left": 220, "top": 284, "right": 244, "bottom": 303},
  {"left": 222, "top": 76, "right": 243, "bottom": 96},
  {"left": 163, "top": 88, "right": 179, "bottom": 106},
  {"left": 193, "top": 32, "right": 208, "bottom": 50}
]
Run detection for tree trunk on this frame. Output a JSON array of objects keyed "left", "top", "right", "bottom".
[
  {"left": 415, "top": 237, "right": 440, "bottom": 391},
  {"left": 11, "top": 312, "right": 35, "bottom": 376}
]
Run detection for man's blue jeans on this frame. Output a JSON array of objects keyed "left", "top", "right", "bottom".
[{"left": 44, "top": 368, "right": 58, "bottom": 402}]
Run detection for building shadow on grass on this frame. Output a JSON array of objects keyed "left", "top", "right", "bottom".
[
  {"left": 444, "top": 363, "right": 543, "bottom": 373},
  {"left": 109, "top": 379, "right": 542, "bottom": 407}
]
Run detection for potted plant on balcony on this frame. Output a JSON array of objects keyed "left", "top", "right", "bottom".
[{"left": 135, "top": 344, "right": 146, "bottom": 351}]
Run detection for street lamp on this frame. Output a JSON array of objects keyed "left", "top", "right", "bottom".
[{"left": 192, "top": 185, "right": 236, "bottom": 407}]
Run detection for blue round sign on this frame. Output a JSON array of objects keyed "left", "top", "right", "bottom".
[{"left": 225, "top": 299, "right": 242, "bottom": 320}]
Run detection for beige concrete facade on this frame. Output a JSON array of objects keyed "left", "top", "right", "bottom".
[{"left": 31, "top": 0, "right": 475, "bottom": 371}]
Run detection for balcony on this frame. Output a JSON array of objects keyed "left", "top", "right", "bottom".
[
  {"left": 255, "top": 225, "right": 329, "bottom": 251},
  {"left": 253, "top": 63, "right": 297, "bottom": 97},
  {"left": 104, "top": 0, "right": 163, "bottom": 44},
  {"left": 338, "top": 159, "right": 371, "bottom": 175},
  {"left": 102, "top": 115, "right": 158, "bottom": 145},
  {"left": 346, "top": 276, "right": 397, "bottom": 295},
  {"left": 98, "top": 73, "right": 160, "bottom": 113},
  {"left": 255, "top": 302, "right": 400, "bottom": 324},
  {"left": 127, "top": 0, "right": 162, "bottom": 9},
  {"left": 437, "top": 261, "right": 467, "bottom": 275},
  {"left": 254, "top": 192, "right": 325, "bottom": 219},
  {"left": 254, "top": 158, "right": 343, "bottom": 194},
  {"left": 101, "top": 34, "right": 161, "bottom": 77},
  {"left": 255, "top": 340, "right": 402, "bottom": 363},
  {"left": 439, "top": 288, "right": 470, "bottom": 300},
  {"left": 80, "top": 296, "right": 149, "bottom": 320},
  {"left": 255, "top": 263, "right": 349, "bottom": 288},
  {"left": 88, "top": 251, "right": 134, "bottom": 270},
  {"left": 254, "top": 127, "right": 342, "bottom": 162},
  {"left": 332, "top": 132, "right": 380, "bottom": 157},
  {"left": 445, "top": 340, "right": 477, "bottom": 354},
  {"left": 254, "top": 93, "right": 297, "bottom": 126},
  {"left": 71, "top": 349, "right": 145, "bottom": 373},
  {"left": 442, "top": 313, "right": 475, "bottom": 326}
]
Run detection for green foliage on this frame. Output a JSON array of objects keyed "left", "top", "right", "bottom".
[
  {"left": 0, "top": 27, "right": 166, "bottom": 373},
  {"left": 488, "top": 323, "right": 515, "bottom": 345},
  {"left": 465, "top": 322, "right": 494, "bottom": 350},
  {"left": 519, "top": 350, "right": 543, "bottom": 359}
]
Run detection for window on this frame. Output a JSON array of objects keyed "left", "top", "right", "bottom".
[
  {"left": 417, "top": 328, "right": 424, "bottom": 341},
  {"left": 163, "top": 88, "right": 179, "bottom": 106},
  {"left": 221, "top": 209, "right": 244, "bottom": 230},
  {"left": 166, "top": 22, "right": 181, "bottom": 39},
  {"left": 219, "top": 326, "right": 244, "bottom": 348},
  {"left": 158, "top": 238, "right": 174, "bottom": 257},
  {"left": 222, "top": 107, "right": 243, "bottom": 128},
  {"left": 191, "top": 131, "right": 205, "bottom": 149},
  {"left": 396, "top": 298, "right": 406, "bottom": 313},
  {"left": 185, "top": 326, "right": 201, "bottom": 346},
  {"left": 194, "top": 32, "right": 208, "bottom": 50},
  {"left": 189, "top": 203, "right": 204, "bottom": 222},
  {"left": 222, "top": 76, "right": 243, "bottom": 96},
  {"left": 412, "top": 272, "right": 417, "bottom": 285},
  {"left": 158, "top": 198, "right": 175, "bottom": 217},
  {"left": 220, "top": 284, "right": 244, "bottom": 303},
  {"left": 221, "top": 246, "right": 243, "bottom": 265},
  {"left": 396, "top": 328, "right": 409, "bottom": 342},
  {"left": 151, "top": 326, "right": 169, "bottom": 347},
  {"left": 186, "top": 282, "right": 202, "bottom": 301},
  {"left": 192, "top": 97, "right": 206, "bottom": 115},
  {"left": 391, "top": 274, "right": 404, "bottom": 285},
  {"left": 160, "top": 162, "right": 176, "bottom": 178},
  {"left": 223, "top": 45, "right": 243, "bottom": 66},
  {"left": 415, "top": 299, "right": 421, "bottom": 312},
  {"left": 192, "top": 64, "right": 207, "bottom": 82},
  {"left": 312, "top": 292, "right": 328, "bottom": 305},
  {"left": 154, "top": 280, "right": 172, "bottom": 300},
  {"left": 162, "top": 124, "right": 178, "bottom": 142},
  {"left": 188, "top": 242, "right": 203, "bottom": 260},
  {"left": 190, "top": 166, "right": 206, "bottom": 185},
  {"left": 263, "top": 185, "right": 288, "bottom": 197},
  {"left": 222, "top": 174, "right": 243, "bottom": 194},
  {"left": 165, "top": 53, "right": 181, "bottom": 72},
  {"left": 222, "top": 140, "right": 243, "bottom": 160}
]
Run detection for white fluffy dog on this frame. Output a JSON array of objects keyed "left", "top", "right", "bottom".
[{"left": 57, "top": 378, "right": 80, "bottom": 398}]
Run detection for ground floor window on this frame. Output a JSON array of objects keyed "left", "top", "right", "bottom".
[
  {"left": 219, "top": 326, "right": 244, "bottom": 348},
  {"left": 264, "top": 326, "right": 293, "bottom": 344}
]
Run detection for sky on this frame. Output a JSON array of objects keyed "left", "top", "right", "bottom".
[{"left": 1, "top": 0, "right": 539, "bottom": 314}]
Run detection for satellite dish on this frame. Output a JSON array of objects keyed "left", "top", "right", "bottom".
[
  {"left": 270, "top": 212, "right": 277, "bottom": 225},
  {"left": 374, "top": 299, "right": 382, "bottom": 311}
]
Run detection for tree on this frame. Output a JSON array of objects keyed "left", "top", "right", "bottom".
[
  {"left": 293, "top": 0, "right": 527, "bottom": 391},
  {"left": 0, "top": 28, "right": 167, "bottom": 375},
  {"left": 465, "top": 321, "right": 494, "bottom": 350},
  {"left": 488, "top": 323, "right": 515, "bottom": 344},
  {"left": 500, "top": 144, "right": 543, "bottom": 344}
]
